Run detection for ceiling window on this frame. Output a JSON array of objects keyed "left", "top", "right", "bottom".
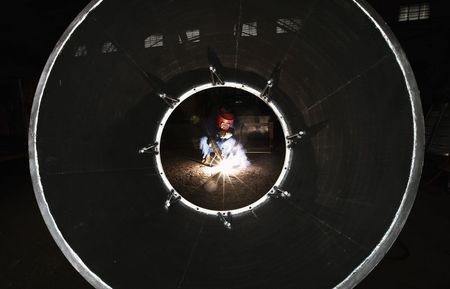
[
  {"left": 398, "top": 3, "right": 430, "bottom": 22},
  {"left": 276, "top": 18, "right": 301, "bottom": 33},
  {"left": 241, "top": 22, "right": 257, "bottom": 36},
  {"left": 74, "top": 45, "right": 87, "bottom": 57},
  {"left": 186, "top": 29, "right": 200, "bottom": 42},
  {"left": 144, "top": 34, "right": 163, "bottom": 48},
  {"left": 101, "top": 41, "right": 118, "bottom": 53}
]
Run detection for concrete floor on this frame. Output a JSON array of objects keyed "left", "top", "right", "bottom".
[{"left": 1, "top": 155, "right": 449, "bottom": 289}]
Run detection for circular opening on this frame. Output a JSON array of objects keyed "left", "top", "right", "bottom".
[{"left": 160, "top": 86, "right": 286, "bottom": 212}]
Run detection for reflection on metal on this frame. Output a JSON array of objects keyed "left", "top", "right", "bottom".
[
  {"left": 186, "top": 29, "right": 200, "bottom": 42},
  {"left": 144, "top": 34, "right": 163, "bottom": 48},
  {"left": 286, "top": 130, "right": 306, "bottom": 148},
  {"left": 241, "top": 22, "right": 257, "bottom": 36},
  {"left": 269, "top": 186, "right": 291, "bottom": 199},
  {"left": 164, "top": 189, "right": 180, "bottom": 209},
  {"left": 398, "top": 3, "right": 430, "bottom": 22},
  {"left": 218, "top": 212, "right": 232, "bottom": 229},
  {"left": 101, "top": 41, "right": 117, "bottom": 53},
  {"left": 159, "top": 92, "right": 180, "bottom": 108},
  {"left": 138, "top": 142, "right": 159, "bottom": 154},
  {"left": 74, "top": 45, "right": 87, "bottom": 57},
  {"left": 209, "top": 65, "right": 225, "bottom": 86},
  {"left": 276, "top": 18, "right": 302, "bottom": 34},
  {"left": 234, "top": 22, "right": 258, "bottom": 37}
]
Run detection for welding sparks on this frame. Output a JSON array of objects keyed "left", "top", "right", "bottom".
[
  {"left": 217, "top": 151, "right": 249, "bottom": 175},
  {"left": 202, "top": 144, "right": 250, "bottom": 176}
]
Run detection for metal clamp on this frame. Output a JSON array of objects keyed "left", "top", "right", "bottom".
[
  {"left": 268, "top": 186, "right": 291, "bottom": 199},
  {"left": 159, "top": 92, "right": 180, "bottom": 108},
  {"left": 138, "top": 142, "right": 159, "bottom": 154},
  {"left": 165, "top": 190, "right": 181, "bottom": 209},
  {"left": 217, "top": 212, "right": 232, "bottom": 229},
  {"left": 286, "top": 130, "right": 306, "bottom": 148},
  {"left": 260, "top": 63, "right": 281, "bottom": 101},
  {"left": 260, "top": 78, "right": 274, "bottom": 101},
  {"left": 209, "top": 65, "right": 225, "bottom": 86}
]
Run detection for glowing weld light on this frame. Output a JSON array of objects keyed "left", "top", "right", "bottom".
[
  {"left": 218, "top": 153, "right": 249, "bottom": 175},
  {"left": 203, "top": 145, "right": 250, "bottom": 176},
  {"left": 217, "top": 158, "right": 236, "bottom": 175}
]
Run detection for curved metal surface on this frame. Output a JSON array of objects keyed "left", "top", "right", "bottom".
[
  {"left": 29, "top": 0, "right": 424, "bottom": 288},
  {"left": 29, "top": 0, "right": 111, "bottom": 288},
  {"left": 335, "top": 2, "right": 424, "bottom": 288}
]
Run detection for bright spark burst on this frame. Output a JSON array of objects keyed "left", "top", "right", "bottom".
[{"left": 202, "top": 145, "right": 250, "bottom": 177}]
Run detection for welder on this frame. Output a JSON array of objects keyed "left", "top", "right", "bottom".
[{"left": 199, "top": 107, "right": 237, "bottom": 165}]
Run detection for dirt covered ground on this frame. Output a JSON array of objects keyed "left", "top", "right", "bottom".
[{"left": 161, "top": 149, "right": 284, "bottom": 211}]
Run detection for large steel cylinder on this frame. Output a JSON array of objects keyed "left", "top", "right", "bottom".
[{"left": 29, "top": 0, "right": 424, "bottom": 288}]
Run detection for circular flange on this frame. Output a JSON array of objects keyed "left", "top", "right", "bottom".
[{"left": 154, "top": 82, "right": 292, "bottom": 215}]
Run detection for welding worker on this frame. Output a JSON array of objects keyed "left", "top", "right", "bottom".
[{"left": 199, "top": 108, "right": 237, "bottom": 163}]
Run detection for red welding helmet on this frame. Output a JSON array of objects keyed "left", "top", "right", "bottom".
[{"left": 216, "top": 112, "right": 234, "bottom": 131}]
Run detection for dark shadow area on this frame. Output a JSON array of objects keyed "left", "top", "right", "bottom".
[
  {"left": 357, "top": 152, "right": 450, "bottom": 289},
  {"left": 0, "top": 158, "right": 92, "bottom": 289}
]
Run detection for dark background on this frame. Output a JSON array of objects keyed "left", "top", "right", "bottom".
[{"left": 1, "top": 0, "right": 449, "bottom": 288}]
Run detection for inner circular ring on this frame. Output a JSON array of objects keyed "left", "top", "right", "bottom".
[{"left": 155, "top": 82, "right": 292, "bottom": 215}]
